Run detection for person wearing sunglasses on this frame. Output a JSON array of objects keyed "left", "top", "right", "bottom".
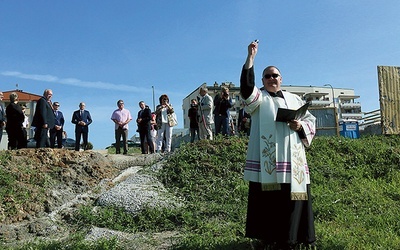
[{"left": 240, "top": 40, "right": 317, "bottom": 249}]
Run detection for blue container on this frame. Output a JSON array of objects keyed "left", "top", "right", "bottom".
[{"left": 339, "top": 120, "right": 360, "bottom": 138}]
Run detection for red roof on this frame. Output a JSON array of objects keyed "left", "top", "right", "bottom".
[{"left": 2, "top": 90, "right": 42, "bottom": 102}]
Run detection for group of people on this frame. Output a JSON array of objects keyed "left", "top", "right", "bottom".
[
  {"left": 110, "top": 94, "right": 176, "bottom": 154},
  {"left": 0, "top": 88, "right": 177, "bottom": 154},
  {"left": 32, "top": 89, "right": 92, "bottom": 151},
  {"left": 187, "top": 85, "right": 252, "bottom": 143},
  {"left": 0, "top": 89, "right": 92, "bottom": 151}
]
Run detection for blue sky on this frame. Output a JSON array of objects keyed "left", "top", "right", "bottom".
[{"left": 1, "top": 1, "right": 399, "bottom": 149}]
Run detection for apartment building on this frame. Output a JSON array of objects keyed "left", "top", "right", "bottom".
[{"left": 182, "top": 82, "right": 362, "bottom": 130}]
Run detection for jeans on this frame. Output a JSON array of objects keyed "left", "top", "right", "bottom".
[{"left": 214, "top": 115, "right": 229, "bottom": 135}]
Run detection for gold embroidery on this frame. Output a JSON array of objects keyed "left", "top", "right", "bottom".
[
  {"left": 261, "top": 134, "right": 276, "bottom": 175},
  {"left": 291, "top": 192, "right": 308, "bottom": 200},
  {"left": 291, "top": 144, "right": 305, "bottom": 184}
]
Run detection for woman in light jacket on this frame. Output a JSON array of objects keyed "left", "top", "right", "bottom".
[{"left": 155, "top": 94, "right": 174, "bottom": 153}]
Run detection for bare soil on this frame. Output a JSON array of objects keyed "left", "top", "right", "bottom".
[{"left": 0, "top": 148, "right": 174, "bottom": 249}]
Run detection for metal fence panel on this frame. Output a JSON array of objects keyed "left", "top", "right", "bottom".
[
  {"left": 309, "top": 107, "right": 338, "bottom": 136},
  {"left": 378, "top": 66, "right": 400, "bottom": 134}
]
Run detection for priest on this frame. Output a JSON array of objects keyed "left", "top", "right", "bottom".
[{"left": 240, "top": 40, "right": 317, "bottom": 249}]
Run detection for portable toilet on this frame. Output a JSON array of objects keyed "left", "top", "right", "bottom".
[{"left": 339, "top": 119, "right": 360, "bottom": 138}]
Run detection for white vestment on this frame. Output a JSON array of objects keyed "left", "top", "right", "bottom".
[{"left": 243, "top": 86, "right": 316, "bottom": 200}]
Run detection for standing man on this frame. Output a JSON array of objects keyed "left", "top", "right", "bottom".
[
  {"left": 213, "top": 86, "right": 233, "bottom": 136},
  {"left": 111, "top": 100, "right": 132, "bottom": 155},
  {"left": 197, "top": 86, "right": 214, "bottom": 140},
  {"left": 136, "top": 101, "right": 154, "bottom": 154},
  {"left": 0, "top": 91, "right": 6, "bottom": 145},
  {"left": 32, "top": 89, "right": 55, "bottom": 148},
  {"left": 71, "top": 102, "right": 92, "bottom": 151},
  {"left": 50, "top": 102, "right": 65, "bottom": 148}
]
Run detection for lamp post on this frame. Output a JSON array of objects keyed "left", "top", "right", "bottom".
[
  {"left": 324, "top": 84, "right": 339, "bottom": 136},
  {"left": 324, "top": 84, "right": 336, "bottom": 113},
  {"left": 152, "top": 86, "right": 155, "bottom": 111}
]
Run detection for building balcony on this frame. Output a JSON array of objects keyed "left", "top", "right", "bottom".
[
  {"left": 310, "top": 100, "right": 331, "bottom": 107},
  {"left": 341, "top": 113, "right": 363, "bottom": 120},
  {"left": 340, "top": 102, "right": 362, "bottom": 109}
]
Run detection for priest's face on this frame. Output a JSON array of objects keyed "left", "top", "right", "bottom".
[{"left": 262, "top": 66, "right": 282, "bottom": 93}]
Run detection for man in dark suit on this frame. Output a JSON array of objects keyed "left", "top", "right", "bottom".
[
  {"left": 32, "top": 89, "right": 55, "bottom": 148},
  {"left": 50, "top": 102, "right": 65, "bottom": 148},
  {"left": 136, "top": 101, "right": 154, "bottom": 154},
  {"left": 71, "top": 102, "right": 92, "bottom": 151}
]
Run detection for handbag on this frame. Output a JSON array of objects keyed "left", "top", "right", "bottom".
[{"left": 167, "top": 113, "right": 178, "bottom": 127}]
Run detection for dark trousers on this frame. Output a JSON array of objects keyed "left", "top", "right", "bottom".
[
  {"left": 50, "top": 129, "right": 63, "bottom": 148},
  {"left": 35, "top": 127, "right": 50, "bottom": 148},
  {"left": 139, "top": 126, "right": 154, "bottom": 154},
  {"left": 6, "top": 127, "right": 26, "bottom": 149},
  {"left": 21, "top": 128, "right": 27, "bottom": 148},
  {"left": 246, "top": 182, "right": 316, "bottom": 247},
  {"left": 190, "top": 127, "right": 199, "bottom": 143},
  {"left": 115, "top": 128, "right": 128, "bottom": 154},
  {"left": 214, "top": 115, "right": 229, "bottom": 135},
  {"left": 75, "top": 131, "right": 88, "bottom": 151}
]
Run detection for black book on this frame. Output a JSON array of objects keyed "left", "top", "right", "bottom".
[{"left": 275, "top": 102, "right": 310, "bottom": 122}]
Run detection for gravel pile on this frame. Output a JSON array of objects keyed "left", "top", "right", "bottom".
[
  {"left": 96, "top": 167, "right": 183, "bottom": 214},
  {"left": 84, "top": 153, "right": 183, "bottom": 248}
]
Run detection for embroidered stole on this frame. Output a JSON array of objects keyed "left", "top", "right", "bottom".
[{"left": 259, "top": 95, "right": 308, "bottom": 200}]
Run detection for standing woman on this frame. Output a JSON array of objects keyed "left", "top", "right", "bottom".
[
  {"left": 188, "top": 99, "right": 200, "bottom": 142},
  {"left": 6, "top": 92, "right": 26, "bottom": 149},
  {"left": 155, "top": 94, "right": 174, "bottom": 153}
]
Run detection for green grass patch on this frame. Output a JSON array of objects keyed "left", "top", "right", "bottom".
[{"left": 4, "top": 134, "right": 400, "bottom": 249}]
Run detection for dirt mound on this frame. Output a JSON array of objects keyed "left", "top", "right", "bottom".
[
  {"left": 0, "top": 149, "right": 178, "bottom": 249},
  {"left": 0, "top": 148, "right": 119, "bottom": 224}
]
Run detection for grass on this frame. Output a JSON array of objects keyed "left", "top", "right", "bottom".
[
  {"left": 308, "top": 135, "right": 400, "bottom": 249},
  {"left": 2, "top": 135, "right": 400, "bottom": 249},
  {"left": 106, "top": 145, "right": 142, "bottom": 154}
]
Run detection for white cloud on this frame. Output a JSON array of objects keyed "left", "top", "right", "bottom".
[{"left": 1, "top": 71, "right": 149, "bottom": 93}]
